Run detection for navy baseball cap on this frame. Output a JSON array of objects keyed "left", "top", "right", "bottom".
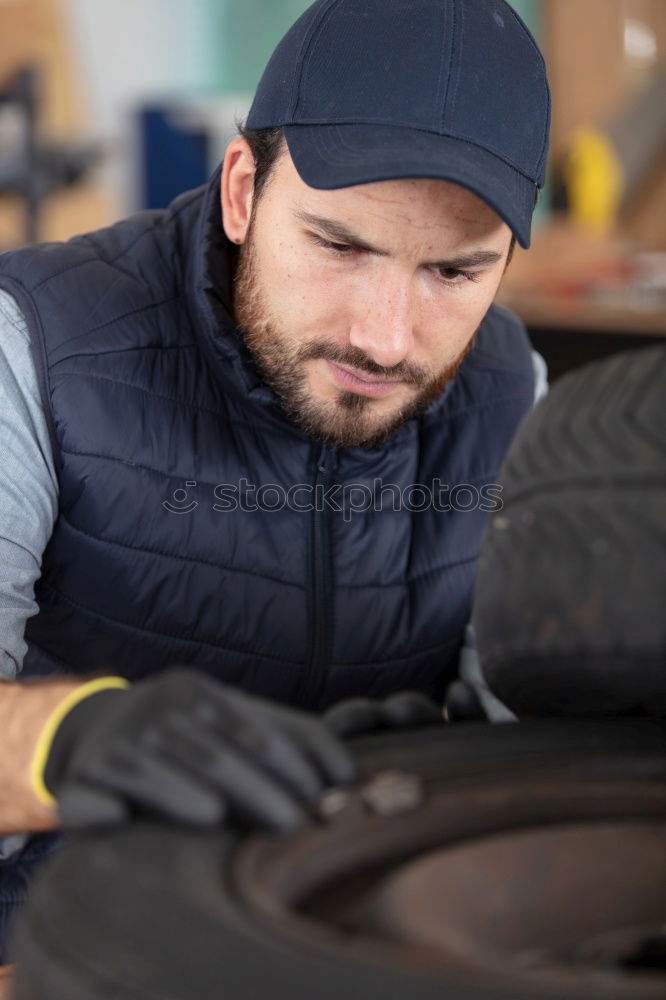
[{"left": 247, "top": 0, "right": 550, "bottom": 248}]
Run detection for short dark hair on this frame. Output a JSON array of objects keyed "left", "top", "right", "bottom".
[
  {"left": 236, "top": 122, "right": 286, "bottom": 203},
  {"left": 237, "top": 121, "right": 520, "bottom": 266}
]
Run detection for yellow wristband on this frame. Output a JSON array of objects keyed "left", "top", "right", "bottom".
[{"left": 30, "top": 676, "right": 130, "bottom": 808}]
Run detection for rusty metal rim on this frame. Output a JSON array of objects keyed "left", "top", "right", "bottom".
[{"left": 230, "top": 765, "right": 666, "bottom": 999}]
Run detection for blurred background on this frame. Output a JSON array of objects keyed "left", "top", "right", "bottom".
[{"left": 0, "top": 0, "right": 664, "bottom": 377}]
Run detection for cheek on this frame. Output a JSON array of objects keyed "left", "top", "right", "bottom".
[
  {"left": 258, "top": 240, "right": 353, "bottom": 333},
  {"left": 419, "top": 280, "right": 499, "bottom": 360}
]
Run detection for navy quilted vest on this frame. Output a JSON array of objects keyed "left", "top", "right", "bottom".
[{"left": 0, "top": 171, "right": 535, "bottom": 711}]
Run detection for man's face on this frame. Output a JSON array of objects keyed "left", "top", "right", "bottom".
[{"left": 232, "top": 148, "right": 512, "bottom": 449}]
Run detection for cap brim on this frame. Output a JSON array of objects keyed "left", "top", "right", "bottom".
[{"left": 283, "top": 123, "right": 536, "bottom": 249}]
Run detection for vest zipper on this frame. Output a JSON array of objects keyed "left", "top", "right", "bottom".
[{"left": 297, "top": 442, "right": 336, "bottom": 709}]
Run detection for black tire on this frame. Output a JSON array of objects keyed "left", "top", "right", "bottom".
[
  {"left": 11, "top": 718, "right": 666, "bottom": 1000},
  {"left": 472, "top": 346, "right": 666, "bottom": 717}
]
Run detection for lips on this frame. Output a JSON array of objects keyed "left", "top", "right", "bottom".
[{"left": 326, "top": 360, "right": 406, "bottom": 398}]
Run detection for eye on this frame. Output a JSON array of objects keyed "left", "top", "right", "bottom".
[
  {"left": 433, "top": 265, "right": 481, "bottom": 285},
  {"left": 311, "top": 235, "right": 355, "bottom": 256}
]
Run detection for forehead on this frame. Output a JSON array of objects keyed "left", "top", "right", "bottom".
[{"left": 266, "top": 146, "right": 507, "bottom": 247}]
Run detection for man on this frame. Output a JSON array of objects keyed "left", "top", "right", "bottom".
[{"left": 0, "top": 0, "right": 549, "bottom": 960}]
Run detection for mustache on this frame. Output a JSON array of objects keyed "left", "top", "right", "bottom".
[{"left": 295, "top": 341, "right": 429, "bottom": 385}]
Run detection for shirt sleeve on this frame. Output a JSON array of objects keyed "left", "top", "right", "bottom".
[
  {"left": 532, "top": 348, "right": 549, "bottom": 403},
  {"left": 0, "top": 288, "right": 58, "bottom": 679},
  {"left": 456, "top": 623, "right": 517, "bottom": 722}
]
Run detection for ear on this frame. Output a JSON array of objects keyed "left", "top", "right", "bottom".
[{"left": 221, "top": 138, "right": 256, "bottom": 244}]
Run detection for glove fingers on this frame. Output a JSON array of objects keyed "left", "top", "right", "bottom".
[
  {"left": 208, "top": 700, "right": 326, "bottom": 803},
  {"left": 177, "top": 686, "right": 326, "bottom": 803},
  {"left": 324, "top": 693, "right": 442, "bottom": 738},
  {"left": 248, "top": 727, "right": 324, "bottom": 803},
  {"left": 80, "top": 745, "right": 226, "bottom": 826},
  {"left": 323, "top": 698, "right": 385, "bottom": 738},
  {"left": 57, "top": 780, "right": 129, "bottom": 829},
  {"left": 291, "top": 716, "right": 358, "bottom": 786},
  {"left": 154, "top": 720, "right": 310, "bottom": 832},
  {"left": 382, "top": 692, "right": 443, "bottom": 728},
  {"left": 218, "top": 751, "right": 308, "bottom": 832},
  {"left": 220, "top": 693, "right": 356, "bottom": 796}
]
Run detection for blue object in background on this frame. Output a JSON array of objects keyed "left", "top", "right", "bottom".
[{"left": 140, "top": 108, "right": 210, "bottom": 211}]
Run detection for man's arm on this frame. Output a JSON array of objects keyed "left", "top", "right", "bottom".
[
  {"left": 0, "top": 287, "right": 66, "bottom": 835},
  {"left": 0, "top": 678, "right": 82, "bottom": 833},
  {"left": 0, "top": 288, "right": 58, "bottom": 677}
]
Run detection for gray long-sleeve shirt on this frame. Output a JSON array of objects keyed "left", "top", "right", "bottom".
[
  {"left": 0, "top": 286, "right": 548, "bottom": 681},
  {"left": 0, "top": 289, "right": 58, "bottom": 678}
]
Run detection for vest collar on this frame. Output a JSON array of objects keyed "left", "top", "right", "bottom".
[{"left": 188, "top": 167, "right": 281, "bottom": 407}]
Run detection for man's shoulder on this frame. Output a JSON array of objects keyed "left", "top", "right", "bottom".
[
  {"left": 0, "top": 185, "right": 209, "bottom": 366},
  {"left": 474, "top": 303, "right": 533, "bottom": 367},
  {"left": 0, "top": 184, "right": 206, "bottom": 297},
  {"left": 444, "top": 303, "right": 535, "bottom": 397},
  {"left": 0, "top": 213, "right": 161, "bottom": 296}
]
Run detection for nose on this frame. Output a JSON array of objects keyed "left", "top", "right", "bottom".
[{"left": 348, "top": 270, "right": 415, "bottom": 370}]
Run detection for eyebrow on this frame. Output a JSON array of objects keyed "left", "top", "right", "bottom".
[{"left": 294, "top": 209, "right": 505, "bottom": 270}]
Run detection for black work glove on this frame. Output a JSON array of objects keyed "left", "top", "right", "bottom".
[
  {"left": 42, "top": 670, "right": 357, "bottom": 833},
  {"left": 324, "top": 691, "right": 443, "bottom": 738}
]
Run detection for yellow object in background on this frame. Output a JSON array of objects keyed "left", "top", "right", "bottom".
[{"left": 565, "top": 126, "right": 625, "bottom": 236}]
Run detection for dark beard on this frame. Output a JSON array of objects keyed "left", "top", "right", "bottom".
[{"left": 233, "top": 224, "right": 476, "bottom": 450}]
